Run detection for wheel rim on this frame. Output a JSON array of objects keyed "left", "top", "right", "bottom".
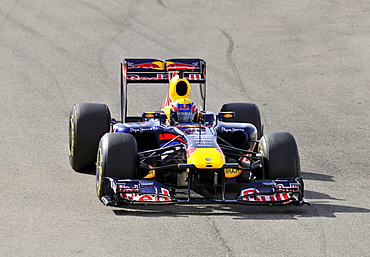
[
  {"left": 68, "top": 116, "right": 74, "bottom": 157},
  {"left": 96, "top": 148, "right": 104, "bottom": 198}
]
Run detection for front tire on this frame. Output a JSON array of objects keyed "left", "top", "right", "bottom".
[
  {"left": 220, "top": 103, "right": 263, "bottom": 139},
  {"left": 96, "top": 133, "right": 138, "bottom": 199},
  {"left": 259, "top": 132, "right": 300, "bottom": 179},
  {"left": 69, "top": 103, "right": 111, "bottom": 171}
]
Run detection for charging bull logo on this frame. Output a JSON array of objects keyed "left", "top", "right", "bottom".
[
  {"left": 166, "top": 61, "right": 198, "bottom": 71},
  {"left": 178, "top": 104, "right": 191, "bottom": 111},
  {"left": 127, "top": 61, "right": 164, "bottom": 70}
]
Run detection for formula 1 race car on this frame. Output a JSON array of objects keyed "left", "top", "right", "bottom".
[{"left": 68, "top": 58, "right": 309, "bottom": 206}]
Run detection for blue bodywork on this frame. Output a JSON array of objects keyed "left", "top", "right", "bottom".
[{"left": 100, "top": 112, "right": 309, "bottom": 206}]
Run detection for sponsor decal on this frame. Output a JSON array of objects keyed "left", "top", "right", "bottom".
[
  {"left": 178, "top": 104, "right": 191, "bottom": 111},
  {"left": 127, "top": 61, "right": 164, "bottom": 70},
  {"left": 166, "top": 62, "right": 198, "bottom": 70},
  {"left": 186, "top": 134, "right": 215, "bottom": 147},
  {"left": 241, "top": 188, "right": 292, "bottom": 203},
  {"left": 276, "top": 183, "right": 298, "bottom": 192},
  {"left": 220, "top": 127, "right": 244, "bottom": 133},
  {"left": 224, "top": 168, "right": 243, "bottom": 178},
  {"left": 117, "top": 184, "right": 140, "bottom": 193},
  {"left": 127, "top": 74, "right": 202, "bottom": 81},
  {"left": 127, "top": 74, "right": 166, "bottom": 81},
  {"left": 240, "top": 183, "right": 298, "bottom": 203},
  {"left": 119, "top": 187, "right": 171, "bottom": 202},
  {"left": 130, "top": 127, "right": 153, "bottom": 133}
]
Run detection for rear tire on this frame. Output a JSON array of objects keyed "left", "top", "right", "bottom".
[
  {"left": 69, "top": 103, "right": 111, "bottom": 171},
  {"left": 96, "top": 133, "right": 138, "bottom": 199},
  {"left": 220, "top": 103, "right": 262, "bottom": 139},
  {"left": 259, "top": 132, "right": 300, "bottom": 179}
]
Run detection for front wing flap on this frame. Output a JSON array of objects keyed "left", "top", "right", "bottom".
[
  {"left": 106, "top": 179, "right": 175, "bottom": 205},
  {"left": 102, "top": 177, "right": 309, "bottom": 206},
  {"left": 237, "top": 177, "right": 309, "bottom": 206}
]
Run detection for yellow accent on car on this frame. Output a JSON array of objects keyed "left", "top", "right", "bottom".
[
  {"left": 96, "top": 152, "right": 103, "bottom": 197},
  {"left": 144, "top": 113, "right": 155, "bottom": 118},
  {"left": 152, "top": 61, "right": 165, "bottom": 70},
  {"left": 168, "top": 75, "right": 191, "bottom": 101},
  {"left": 224, "top": 168, "right": 243, "bottom": 178},
  {"left": 258, "top": 144, "right": 265, "bottom": 157},
  {"left": 143, "top": 167, "right": 156, "bottom": 179},
  {"left": 69, "top": 115, "right": 75, "bottom": 156},
  {"left": 187, "top": 148, "right": 225, "bottom": 169}
]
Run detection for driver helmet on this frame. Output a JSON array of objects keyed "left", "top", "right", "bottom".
[{"left": 170, "top": 98, "right": 197, "bottom": 124}]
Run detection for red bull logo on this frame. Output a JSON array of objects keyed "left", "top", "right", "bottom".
[
  {"left": 128, "top": 61, "right": 164, "bottom": 70},
  {"left": 127, "top": 74, "right": 167, "bottom": 80},
  {"left": 119, "top": 187, "right": 171, "bottom": 202},
  {"left": 178, "top": 104, "right": 191, "bottom": 111},
  {"left": 126, "top": 73, "right": 202, "bottom": 81},
  {"left": 166, "top": 61, "right": 198, "bottom": 71}
]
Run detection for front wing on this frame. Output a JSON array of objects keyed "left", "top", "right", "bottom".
[{"left": 100, "top": 177, "right": 309, "bottom": 206}]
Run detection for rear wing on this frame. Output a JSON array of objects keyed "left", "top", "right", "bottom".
[{"left": 121, "top": 58, "right": 206, "bottom": 122}]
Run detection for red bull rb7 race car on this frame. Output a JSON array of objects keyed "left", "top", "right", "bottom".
[{"left": 68, "top": 58, "right": 309, "bottom": 206}]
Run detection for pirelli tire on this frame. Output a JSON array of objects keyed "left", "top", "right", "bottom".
[
  {"left": 259, "top": 132, "right": 301, "bottom": 179},
  {"left": 220, "top": 103, "right": 263, "bottom": 139},
  {"left": 69, "top": 103, "right": 111, "bottom": 171},
  {"left": 96, "top": 133, "right": 138, "bottom": 200}
]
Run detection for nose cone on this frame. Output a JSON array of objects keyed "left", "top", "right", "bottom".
[{"left": 186, "top": 148, "right": 225, "bottom": 169}]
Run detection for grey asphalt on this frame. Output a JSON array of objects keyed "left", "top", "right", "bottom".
[{"left": 1, "top": 0, "right": 369, "bottom": 256}]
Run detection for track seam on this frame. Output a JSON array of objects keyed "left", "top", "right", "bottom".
[
  {"left": 208, "top": 217, "right": 235, "bottom": 256},
  {"left": 219, "top": 29, "right": 253, "bottom": 102}
]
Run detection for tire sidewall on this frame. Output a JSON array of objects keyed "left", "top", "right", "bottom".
[
  {"left": 96, "top": 133, "right": 138, "bottom": 199},
  {"left": 259, "top": 132, "right": 300, "bottom": 179},
  {"left": 69, "top": 103, "right": 111, "bottom": 171}
]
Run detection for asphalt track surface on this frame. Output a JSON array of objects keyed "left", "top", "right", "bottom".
[{"left": 1, "top": 1, "right": 369, "bottom": 256}]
